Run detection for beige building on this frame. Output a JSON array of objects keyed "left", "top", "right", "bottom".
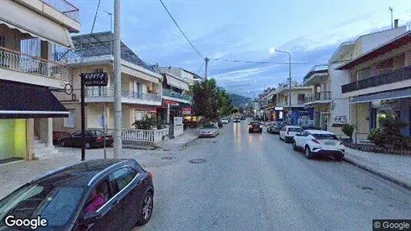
[
  {"left": 53, "top": 32, "right": 163, "bottom": 134},
  {"left": 0, "top": 0, "right": 80, "bottom": 161}
]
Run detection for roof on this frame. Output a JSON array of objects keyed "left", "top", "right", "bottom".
[
  {"left": 305, "top": 129, "right": 334, "bottom": 135},
  {"left": 35, "top": 159, "right": 128, "bottom": 187},
  {"left": 328, "top": 41, "right": 355, "bottom": 64},
  {"left": 337, "top": 31, "right": 411, "bottom": 70},
  {"left": 71, "top": 32, "right": 158, "bottom": 73}
]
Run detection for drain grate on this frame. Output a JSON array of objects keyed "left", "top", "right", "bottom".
[
  {"left": 161, "top": 156, "right": 175, "bottom": 160},
  {"left": 189, "top": 159, "right": 207, "bottom": 164}
]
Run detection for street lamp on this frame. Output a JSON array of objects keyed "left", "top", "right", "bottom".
[{"left": 270, "top": 47, "right": 292, "bottom": 123}]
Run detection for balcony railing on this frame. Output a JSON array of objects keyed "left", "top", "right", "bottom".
[
  {"left": 86, "top": 88, "right": 161, "bottom": 102},
  {"left": 41, "top": 0, "right": 80, "bottom": 22},
  {"left": 0, "top": 46, "right": 69, "bottom": 81},
  {"left": 163, "top": 89, "right": 192, "bottom": 101},
  {"left": 304, "top": 91, "right": 331, "bottom": 103},
  {"left": 303, "top": 65, "right": 329, "bottom": 83},
  {"left": 342, "top": 66, "right": 411, "bottom": 94}
]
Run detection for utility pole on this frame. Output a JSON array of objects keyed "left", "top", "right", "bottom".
[
  {"left": 389, "top": 7, "right": 393, "bottom": 29},
  {"left": 103, "top": 10, "right": 112, "bottom": 159},
  {"left": 288, "top": 53, "right": 292, "bottom": 124},
  {"left": 113, "top": 0, "right": 121, "bottom": 158},
  {"left": 204, "top": 57, "right": 209, "bottom": 80}
]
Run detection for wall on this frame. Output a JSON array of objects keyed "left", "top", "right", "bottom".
[
  {"left": 329, "top": 63, "right": 350, "bottom": 131},
  {"left": 0, "top": 119, "right": 26, "bottom": 160},
  {"left": 86, "top": 103, "right": 104, "bottom": 128},
  {"left": 53, "top": 103, "right": 81, "bottom": 133},
  {"left": 351, "top": 103, "right": 370, "bottom": 142},
  {"left": 358, "top": 26, "right": 406, "bottom": 55}
]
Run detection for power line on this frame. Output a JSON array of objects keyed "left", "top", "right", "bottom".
[
  {"left": 209, "top": 58, "right": 313, "bottom": 65},
  {"left": 159, "top": 0, "right": 205, "bottom": 60},
  {"left": 90, "top": 0, "right": 102, "bottom": 33},
  {"left": 196, "top": 61, "right": 204, "bottom": 76}
]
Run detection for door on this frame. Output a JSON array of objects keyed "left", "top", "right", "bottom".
[
  {"left": 321, "top": 114, "right": 329, "bottom": 131},
  {"left": 69, "top": 131, "right": 82, "bottom": 146},
  {"left": 109, "top": 167, "right": 140, "bottom": 229},
  {"left": 296, "top": 131, "right": 309, "bottom": 147}
]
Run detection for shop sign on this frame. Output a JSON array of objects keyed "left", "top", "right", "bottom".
[
  {"left": 182, "top": 107, "right": 191, "bottom": 115},
  {"left": 275, "top": 107, "right": 283, "bottom": 111},
  {"left": 82, "top": 72, "right": 108, "bottom": 86}
]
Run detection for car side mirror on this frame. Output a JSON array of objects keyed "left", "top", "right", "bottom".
[{"left": 80, "top": 212, "right": 101, "bottom": 225}]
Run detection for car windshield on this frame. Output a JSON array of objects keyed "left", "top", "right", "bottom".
[
  {"left": 0, "top": 185, "right": 84, "bottom": 227},
  {"left": 204, "top": 124, "right": 216, "bottom": 129},
  {"left": 288, "top": 127, "right": 303, "bottom": 132},
  {"left": 312, "top": 134, "right": 339, "bottom": 140}
]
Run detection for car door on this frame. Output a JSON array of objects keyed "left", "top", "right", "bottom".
[
  {"left": 300, "top": 131, "right": 311, "bottom": 147},
  {"left": 109, "top": 167, "right": 140, "bottom": 229},
  {"left": 295, "top": 131, "right": 307, "bottom": 147},
  {"left": 69, "top": 131, "right": 82, "bottom": 147}
]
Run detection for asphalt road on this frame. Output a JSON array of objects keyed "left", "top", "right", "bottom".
[{"left": 135, "top": 120, "right": 411, "bottom": 231}]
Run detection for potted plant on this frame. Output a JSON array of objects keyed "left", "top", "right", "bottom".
[{"left": 342, "top": 124, "right": 355, "bottom": 143}]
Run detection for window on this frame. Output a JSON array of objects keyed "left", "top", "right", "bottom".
[
  {"left": 297, "top": 94, "right": 305, "bottom": 104},
  {"left": 288, "top": 127, "right": 303, "bottom": 132},
  {"left": 95, "top": 130, "right": 104, "bottom": 136},
  {"left": 64, "top": 110, "right": 76, "bottom": 128},
  {"left": 312, "top": 134, "right": 339, "bottom": 140},
  {"left": 110, "top": 167, "right": 137, "bottom": 193}
]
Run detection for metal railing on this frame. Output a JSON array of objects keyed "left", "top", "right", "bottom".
[
  {"left": 342, "top": 66, "right": 411, "bottom": 93},
  {"left": 0, "top": 46, "right": 69, "bottom": 81},
  {"left": 41, "top": 0, "right": 80, "bottom": 22},
  {"left": 85, "top": 87, "right": 161, "bottom": 102},
  {"left": 163, "top": 89, "right": 192, "bottom": 101},
  {"left": 304, "top": 91, "right": 331, "bottom": 103},
  {"left": 105, "top": 128, "right": 169, "bottom": 143},
  {"left": 303, "top": 65, "right": 329, "bottom": 83}
]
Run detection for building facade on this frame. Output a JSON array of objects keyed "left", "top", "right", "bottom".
[
  {"left": 337, "top": 31, "right": 411, "bottom": 143},
  {"left": 0, "top": 0, "right": 80, "bottom": 161},
  {"left": 53, "top": 32, "right": 162, "bottom": 133}
]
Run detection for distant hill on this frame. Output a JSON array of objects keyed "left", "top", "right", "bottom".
[{"left": 230, "top": 93, "right": 251, "bottom": 108}]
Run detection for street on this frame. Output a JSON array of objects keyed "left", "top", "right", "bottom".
[{"left": 135, "top": 120, "right": 411, "bottom": 231}]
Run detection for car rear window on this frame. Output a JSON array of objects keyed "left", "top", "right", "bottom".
[
  {"left": 312, "top": 134, "right": 339, "bottom": 140},
  {"left": 251, "top": 122, "right": 261, "bottom": 126},
  {"left": 288, "top": 127, "right": 303, "bottom": 132}
]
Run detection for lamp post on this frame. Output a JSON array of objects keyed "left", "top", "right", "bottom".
[{"left": 270, "top": 48, "right": 292, "bottom": 123}]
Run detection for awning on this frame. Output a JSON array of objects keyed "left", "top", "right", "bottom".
[
  {"left": 165, "top": 74, "right": 189, "bottom": 91},
  {"left": 349, "top": 87, "right": 411, "bottom": 104},
  {"left": 0, "top": 80, "right": 69, "bottom": 118},
  {"left": 0, "top": 0, "right": 73, "bottom": 48}
]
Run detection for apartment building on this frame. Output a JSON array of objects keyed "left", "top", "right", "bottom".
[
  {"left": 0, "top": 0, "right": 80, "bottom": 161},
  {"left": 337, "top": 31, "right": 411, "bottom": 142},
  {"left": 53, "top": 32, "right": 162, "bottom": 133},
  {"left": 160, "top": 67, "right": 203, "bottom": 86}
]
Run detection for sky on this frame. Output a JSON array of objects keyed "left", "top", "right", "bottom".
[{"left": 71, "top": 0, "right": 411, "bottom": 98}]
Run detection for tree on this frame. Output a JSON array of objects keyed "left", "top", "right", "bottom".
[
  {"left": 231, "top": 108, "right": 239, "bottom": 114},
  {"left": 342, "top": 124, "right": 355, "bottom": 142},
  {"left": 238, "top": 107, "right": 244, "bottom": 114}
]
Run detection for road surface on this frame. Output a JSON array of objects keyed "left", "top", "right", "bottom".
[{"left": 135, "top": 120, "right": 411, "bottom": 231}]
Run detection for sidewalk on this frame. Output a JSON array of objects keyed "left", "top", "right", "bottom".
[
  {"left": 343, "top": 147, "right": 411, "bottom": 190},
  {"left": 158, "top": 129, "right": 199, "bottom": 151}
]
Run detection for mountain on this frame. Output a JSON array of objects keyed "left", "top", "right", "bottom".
[{"left": 230, "top": 93, "right": 251, "bottom": 108}]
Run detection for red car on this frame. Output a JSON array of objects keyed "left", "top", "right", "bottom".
[{"left": 58, "top": 129, "right": 114, "bottom": 149}]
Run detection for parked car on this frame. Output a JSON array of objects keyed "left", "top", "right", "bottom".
[
  {"left": 0, "top": 159, "right": 154, "bottom": 231},
  {"left": 221, "top": 118, "right": 229, "bottom": 124},
  {"left": 292, "top": 130, "right": 345, "bottom": 161},
  {"left": 53, "top": 131, "right": 71, "bottom": 144},
  {"left": 279, "top": 125, "right": 303, "bottom": 143},
  {"left": 240, "top": 116, "right": 245, "bottom": 120},
  {"left": 248, "top": 121, "right": 263, "bottom": 133},
  {"left": 58, "top": 129, "right": 114, "bottom": 149},
  {"left": 267, "top": 122, "right": 282, "bottom": 134},
  {"left": 199, "top": 123, "right": 220, "bottom": 138}
]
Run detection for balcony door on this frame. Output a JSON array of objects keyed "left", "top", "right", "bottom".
[
  {"left": 92, "top": 68, "right": 104, "bottom": 96},
  {"left": 133, "top": 81, "right": 142, "bottom": 99}
]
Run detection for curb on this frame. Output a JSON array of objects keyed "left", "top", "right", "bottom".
[
  {"left": 343, "top": 156, "right": 411, "bottom": 191},
  {"left": 182, "top": 136, "right": 199, "bottom": 148}
]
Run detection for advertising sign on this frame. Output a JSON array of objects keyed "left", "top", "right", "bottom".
[{"left": 82, "top": 72, "right": 108, "bottom": 86}]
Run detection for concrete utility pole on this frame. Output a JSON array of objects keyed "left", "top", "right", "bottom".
[
  {"left": 287, "top": 52, "right": 292, "bottom": 123},
  {"left": 204, "top": 57, "right": 209, "bottom": 80},
  {"left": 113, "top": 0, "right": 122, "bottom": 158}
]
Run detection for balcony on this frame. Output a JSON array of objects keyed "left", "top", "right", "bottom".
[
  {"left": 303, "top": 65, "right": 329, "bottom": 86},
  {"left": 304, "top": 91, "right": 331, "bottom": 104},
  {"left": 342, "top": 66, "right": 411, "bottom": 94},
  {"left": 0, "top": 46, "right": 69, "bottom": 87},
  {"left": 162, "top": 89, "right": 192, "bottom": 103},
  {"left": 85, "top": 88, "right": 161, "bottom": 105},
  {"left": 41, "top": 0, "right": 79, "bottom": 22}
]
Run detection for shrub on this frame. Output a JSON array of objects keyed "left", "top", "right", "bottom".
[
  {"left": 342, "top": 124, "right": 355, "bottom": 141},
  {"left": 368, "top": 116, "right": 408, "bottom": 150},
  {"left": 132, "top": 115, "right": 157, "bottom": 130}
]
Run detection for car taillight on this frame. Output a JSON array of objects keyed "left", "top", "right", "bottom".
[
  {"left": 96, "top": 136, "right": 103, "bottom": 142},
  {"left": 312, "top": 139, "right": 320, "bottom": 144}
]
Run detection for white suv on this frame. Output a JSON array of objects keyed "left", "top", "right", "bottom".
[
  {"left": 279, "top": 126, "right": 303, "bottom": 143},
  {"left": 292, "top": 130, "right": 345, "bottom": 161}
]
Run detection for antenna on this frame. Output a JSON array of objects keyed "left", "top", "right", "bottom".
[{"left": 389, "top": 7, "right": 393, "bottom": 29}]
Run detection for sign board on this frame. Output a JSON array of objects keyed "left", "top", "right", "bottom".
[
  {"left": 274, "top": 107, "right": 283, "bottom": 111},
  {"left": 82, "top": 72, "right": 108, "bottom": 86},
  {"left": 174, "top": 117, "right": 183, "bottom": 125},
  {"left": 182, "top": 107, "right": 191, "bottom": 115}
]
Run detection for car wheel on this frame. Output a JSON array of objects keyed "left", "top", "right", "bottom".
[
  {"left": 292, "top": 141, "right": 298, "bottom": 151},
  {"left": 335, "top": 155, "right": 344, "bottom": 161},
  {"left": 305, "top": 146, "right": 312, "bottom": 159},
  {"left": 85, "top": 142, "right": 91, "bottom": 149},
  {"left": 59, "top": 141, "right": 65, "bottom": 147},
  {"left": 137, "top": 191, "right": 153, "bottom": 226}
]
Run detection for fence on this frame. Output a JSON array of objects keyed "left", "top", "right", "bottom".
[{"left": 104, "top": 128, "right": 169, "bottom": 143}]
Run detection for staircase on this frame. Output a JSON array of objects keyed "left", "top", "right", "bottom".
[{"left": 33, "top": 136, "right": 60, "bottom": 159}]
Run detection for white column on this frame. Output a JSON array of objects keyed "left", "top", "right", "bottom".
[{"left": 46, "top": 118, "right": 53, "bottom": 146}]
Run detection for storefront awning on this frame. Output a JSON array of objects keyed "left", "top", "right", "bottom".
[
  {"left": 349, "top": 88, "right": 411, "bottom": 104},
  {"left": 0, "top": 0, "right": 74, "bottom": 48},
  {"left": 165, "top": 74, "right": 189, "bottom": 91},
  {"left": 0, "top": 80, "right": 69, "bottom": 118}
]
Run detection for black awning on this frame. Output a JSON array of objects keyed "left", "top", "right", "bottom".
[{"left": 0, "top": 80, "right": 69, "bottom": 119}]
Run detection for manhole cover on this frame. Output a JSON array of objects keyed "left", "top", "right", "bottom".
[
  {"left": 161, "top": 156, "right": 175, "bottom": 160},
  {"left": 189, "top": 159, "right": 207, "bottom": 164}
]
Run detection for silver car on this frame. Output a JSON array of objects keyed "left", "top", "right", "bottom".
[{"left": 199, "top": 123, "right": 220, "bottom": 138}]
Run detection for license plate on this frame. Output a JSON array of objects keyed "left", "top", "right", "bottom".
[{"left": 325, "top": 141, "right": 335, "bottom": 145}]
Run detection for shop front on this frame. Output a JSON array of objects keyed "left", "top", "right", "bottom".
[{"left": 273, "top": 107, "right": 285, "bottom": 121}]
